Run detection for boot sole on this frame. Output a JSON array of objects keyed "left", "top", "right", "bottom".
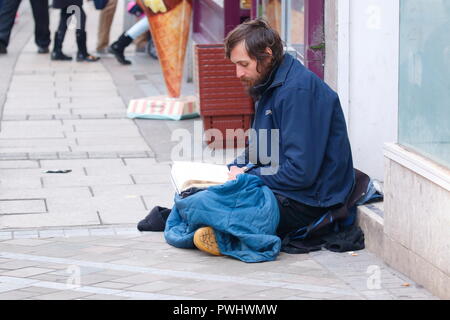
[
  {"left": 193, "top": 227, "right": 222, "bottom": 256},
  {"left": 108, "top": 47, "right": 131, "bottom": 65},
  {"left": 51, "top": 56, "right": 72, "bottom": 61},
  {"left": 76, "top": 56, "right": 100, "bottom": 62}
]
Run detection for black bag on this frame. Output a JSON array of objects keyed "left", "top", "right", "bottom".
[
  {"left": 137, "top": 206, "right": 171, "bottom": 232},
  {"left": 137, "top": 188, "right": 206, "bottom": 232},
  {"left": 281, "top": 168, "right": 371, "bottom": 254}
]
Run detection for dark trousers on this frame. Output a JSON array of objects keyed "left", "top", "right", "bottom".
[
  {"left": 56, "top": 5, "right": 86, "bottom": 34},
  {"left": 0, "top": 0, "right": 50, "bottom": 48},
  {"left": 275, "top": 194, "right": 330, "bottom": 240}
]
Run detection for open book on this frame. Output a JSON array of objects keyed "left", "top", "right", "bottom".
[{"left": 170, "top": 161, "right": 229, "bottom": 194}]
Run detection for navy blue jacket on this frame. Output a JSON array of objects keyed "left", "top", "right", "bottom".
[{"left": 230, "top": 54, "right": 354, "bottom": 208}]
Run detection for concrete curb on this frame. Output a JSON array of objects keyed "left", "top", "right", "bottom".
[
  {"left": 357, "top": 203, "right": 449, "bottom": 299},
  {"left": 357, "top": 204, "right": 384, "bottom": 258}
]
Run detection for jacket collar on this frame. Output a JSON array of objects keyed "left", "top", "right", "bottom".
[
  {"left": 251, "top": 53, "right": 295, "bottom": 97},
  {"left": 268, "top": 53, "right": 294, "bottom": 90}
]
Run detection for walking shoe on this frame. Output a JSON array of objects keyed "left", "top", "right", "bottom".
[
  {"left": 193, "top": 227, "right": 222, "bottom": 256},
  {"left": 51, "top": 51, "right": 72, "bottom": 61},
  {"left": 0, "top": 42, "right": 7, "bottom": 54},
  {"left": 37, "top": 46, "right": 49, "bottom": 54},
  {"left": 76, "top": 52, "right": 100, "bottom": 62},
  {"left": 51, "top": 31, "right": 72, "bottom": 61},
  {"left": 108, "top": 33, "right": 133, "bottom": 65}
]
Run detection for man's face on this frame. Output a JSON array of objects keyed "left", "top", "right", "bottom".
[
  {"left": 230, "top": 41, "right": 261, "bottom": 88},
  {"left": 230, "top": 41, "right": 274, "bottom": 92}
]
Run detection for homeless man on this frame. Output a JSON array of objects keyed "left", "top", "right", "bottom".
[{"left": 192, "top": 18, "right": 355, "bottom": 256}]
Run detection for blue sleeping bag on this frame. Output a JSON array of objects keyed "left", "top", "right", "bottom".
[{"left": 164, "top": 174, "right": 281, "bottom": 263}]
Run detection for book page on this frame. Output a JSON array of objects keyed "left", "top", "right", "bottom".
[{"left": 171, "top": 161, "right": 229, "bottom": 193}]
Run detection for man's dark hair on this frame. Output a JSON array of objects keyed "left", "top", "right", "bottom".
[{"left": 224, "top": 18, "right": 284, "bottom": 72}]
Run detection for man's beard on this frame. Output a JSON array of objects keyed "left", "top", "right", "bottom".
[{"left": 240, "top": 61, "right": 274, "bottom": 99}]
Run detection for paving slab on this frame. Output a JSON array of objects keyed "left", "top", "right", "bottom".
[
  {"left": 0, "top": 232, "right": 438, "bottom": 300},
  {"left": 0, "top": 233, "right": 434, "bottom": 300}
]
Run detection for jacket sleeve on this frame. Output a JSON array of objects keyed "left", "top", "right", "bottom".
[
  {"left": 227, "top": 146, "right": 249, "bottom": 169},
  {"left": 247, "top": 88, "right": 335, "bottom": 190}
]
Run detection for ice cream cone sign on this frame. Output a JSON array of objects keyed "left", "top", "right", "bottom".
[{"left": 138, "top": 0, "right": 193, "bottom": 98}]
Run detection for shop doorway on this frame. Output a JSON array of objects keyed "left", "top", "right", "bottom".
[{"left": 252, "top": 0, "right": 325, "bottom": 79}]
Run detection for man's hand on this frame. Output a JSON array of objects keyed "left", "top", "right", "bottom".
[
  {"left": 143, "top": 0, "right": 167, "bottom": 13},
  {"left": 228, "top": 166, "right": 247, "bottom": 181}
]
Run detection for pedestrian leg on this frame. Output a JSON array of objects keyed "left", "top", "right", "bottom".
[
  {"left": 51, "top": 8, "right": 72, "bottom": 61},
  {"left": 108, "top": 18, "right": 149, "bottom": 65},
  {"left": 75, "top": 6, "right": 99, "bottom": 62},
  {"left": 0, "top": 0, "right": 22, "bottom": 52},
  {"left": 29, "top": 0, "right": 51, "bottom": 52},
  {"left": 96, "top": 0, "right": 118, "bottom": 52}
]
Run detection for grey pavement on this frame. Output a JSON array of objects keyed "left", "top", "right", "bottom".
[{"left": 0, "top": 2, "right": 438, "bottom": 300}]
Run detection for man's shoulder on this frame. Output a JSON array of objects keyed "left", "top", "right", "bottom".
[{"left": 281, "top": 59, "right": 338, "bottom": 98}]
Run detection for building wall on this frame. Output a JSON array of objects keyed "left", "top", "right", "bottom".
[
  {"left": 324, "top": 0, "right": 338, "bottom": 91},
  {"left": 383, "top": 144, "right": 450, "bottom": 299},
  {"left": 334, "top": 0, "right": 400, "bottom": 181},
  {"left": 329, "top": 1, "right": 450, "bottom": 298}
]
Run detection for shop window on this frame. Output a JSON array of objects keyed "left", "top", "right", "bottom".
[
  {"left": 211, "top": 0, "right": 223, "bottom": 7},
  {"left": 255, "top": 0, "right": 305, "bottom": 59},
  {"left": 286, "top": 0, "right": 305, "bottom": 57},
  {"left": 399, "top": 0, "right": 450, "bottom": 168},
  {"left": 241, "top": 0, "right": 251, "bottom": 9},
  {"left": 258, "top": 0, "right": 282, "bottom": 34}
]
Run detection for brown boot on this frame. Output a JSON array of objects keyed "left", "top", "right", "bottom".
[{"left": 193, "top": 227, "right": 223, "bottom": 256}]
